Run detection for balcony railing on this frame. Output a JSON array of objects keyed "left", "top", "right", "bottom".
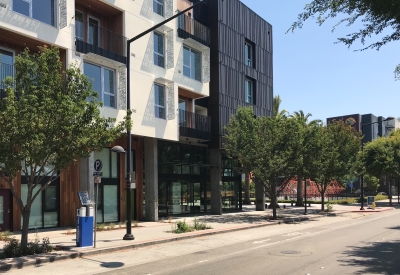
[
  {"left": 179, "top": 109, "right": 211, "bottom": 140},
  {"left": 0, "top": 62, "right": 14, "bottom": 99},
  {"left": 178, "top": 14, "right": 210, "bottom": 47},
  {"left": 75, "top": 21, "right": 127, "bottom": 64}
]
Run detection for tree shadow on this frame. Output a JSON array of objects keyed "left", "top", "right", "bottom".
[{"left": 339, "top": 240, "right": 400, "bottom": 274}]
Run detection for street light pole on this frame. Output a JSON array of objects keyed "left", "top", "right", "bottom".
[
  {"left": 115, "top": 0, "right": 209, "bottom": 241},
  {"left": 360, "top": 117, "right": 395, "bottom": 210}
]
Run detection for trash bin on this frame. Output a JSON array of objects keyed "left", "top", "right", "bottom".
[{"left": 76, "top": 206, "right": 94, "bottom": 247}]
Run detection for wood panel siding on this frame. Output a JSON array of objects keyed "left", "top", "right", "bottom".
[
  {"left": 59, "top": 163, "right": 81, "bottom": 227},
  {"left": 204, "top": 0, "right": 273, "bottom": 149}
]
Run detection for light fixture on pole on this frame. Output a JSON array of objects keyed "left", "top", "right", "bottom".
[{"left": 360, "top": 116, "right": 395, "bottom": 210}]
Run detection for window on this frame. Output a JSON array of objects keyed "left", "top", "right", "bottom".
[
  {"left": 13, "top": 0, "right": 56, "bottom": 26},
  {"left": 84, "top": 62, "right": 116, "bottom": 108},
  {"left": 0, "top": 49, "right": 14, "bottom": 90},
  {"left": 183, "top": 46, "right": 201, "bottom": 81},
  {"left": 88, "top": 17, "right": 100, "bottom": 47},
  {"left": 154, "top": 32, "right": 165, "bottom": 68},
  {"left": 245, "top": 78, "right": 253, "bottom": 104},
  {"left": 153, "top": 0, "right": 164, "bottom": 16},
  {"left": 154, "top": 83, "right": 166, "bottom": 119},
  {"left": 75, "top": 10, "right": 84, "bottom": 40},
  {"left": 244, "top": 41, "right": 254, "bottom": 67}
]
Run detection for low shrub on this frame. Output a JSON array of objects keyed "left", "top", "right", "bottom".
[
  {"left": 193, "top": 218, "right": 211, "bottom": 230},
  {"left": 375, "top": 195, "right": 388, "bottom": 201},
  {"left": 172, "top": 219, "right": 212, "bottom": 234},
  {"left": 326, "top": 203, "right": 333, "bottom": 212},
  {"left": 1, "top": 236, "right": 53, "bottom": 259}
]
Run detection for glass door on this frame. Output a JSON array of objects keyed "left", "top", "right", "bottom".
[
  {"left": 88, "top": 17, "right": 100, "bottom": 47},
  {"left": 0, "top": 190, "right": 11, "bottom": 231}
]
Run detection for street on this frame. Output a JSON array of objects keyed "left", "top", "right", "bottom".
[{"left": 7, "top": 209, "right": 399, "bottom": 275}]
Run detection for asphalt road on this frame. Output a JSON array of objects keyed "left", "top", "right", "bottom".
[{"left": 11, "top": 210, "right": 400, "bottom": 275}]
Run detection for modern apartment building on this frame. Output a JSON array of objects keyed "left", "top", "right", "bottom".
[{"left": 0, "top": 0, "right": 272, "bottom": 231}]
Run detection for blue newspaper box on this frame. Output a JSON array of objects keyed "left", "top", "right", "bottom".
[{"left": 76, "top": 207, "right": 94, "bottom": 247}]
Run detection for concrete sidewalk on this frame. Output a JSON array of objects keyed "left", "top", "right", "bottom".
[{"left": 0, "top": 202, "right": 396, "bottom": 271}]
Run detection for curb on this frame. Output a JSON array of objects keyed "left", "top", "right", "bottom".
[{"left": 0, "top": 220, "right": 279, "bottom": 271}]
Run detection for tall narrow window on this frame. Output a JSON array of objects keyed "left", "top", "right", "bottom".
[
  {"left": 245, "top": 78, "right": 253, "bottom": 104},
  {"left": 0, "top": 49, "right": 13, "bottom": 91},
  {"left": 13, "top": 0, "right": 56, "bottom": 26},
  {"left": 154, "top": 83, "right": 166, "bottom": 119},
  {"left": 75, "top": 10, "right": 84, "bottom": 40},
  {"left": 183, "top": 46, "right": 201, "bottom": 81},
  {"left": 84, "top": 62, "right": 116, "bottom": 108},
  {"left": 154, "top": 32, "right": 165, "bottom": 68},
  {"left": 244, "top": 41, "right": 254, "bottom": 67},
  {"left": 88, "top": 17, "right": 100, "bottom": 47},
  {"left": 153, "top": 0, "right": 164, "bottom": 16}
]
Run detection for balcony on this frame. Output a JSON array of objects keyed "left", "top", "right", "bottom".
[
  {"left": 178, "top": 14, "right": 210, "bottom": 47},
  {"left": 0, "top": 62, "right": 14, "bottom": 99},
  {"left": 75, "top": 21, "right": 127, "bottom": 64},
  {"left": 179, "top": 109, "right": 211, "bottom": 141}
]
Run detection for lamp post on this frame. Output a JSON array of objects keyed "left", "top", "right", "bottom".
[
  {"left": 111, "top": 0, "right": 208, "bottom": 241},
  {"left": 360, "top": 116, "right": 394, "bottom": 210}
]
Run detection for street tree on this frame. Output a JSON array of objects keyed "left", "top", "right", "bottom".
[
  {"left": 314, "top": 120, "right": 361, "bottom": 211},
  {"left": 362, "top": 133, "right": 400, "bottom": 204},
  {"left": 363, "top": 174, "right": 380, "bottom": 192},
  {"left": 289, "top": 111, "right": 322, "bottom": 206},
  {"left": 0, "top": 47, "right": 130, "bottom": 250},
  {"left": 224, "top": 107, "right": 258, "bottom": 206},
  {"left": 288, "top": 0, "right": 400, "bottom": 79}
]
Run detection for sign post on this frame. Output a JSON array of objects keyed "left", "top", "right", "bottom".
[{"left": 93, "top": 161, "right": 102, "bottom": 249}]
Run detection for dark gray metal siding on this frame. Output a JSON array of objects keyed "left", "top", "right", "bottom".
[{"left": 205, "top": 0, "right": 273, "bottom": 149}]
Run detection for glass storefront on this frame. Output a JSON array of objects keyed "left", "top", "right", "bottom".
[
  {"left": 93, "top": 148, "right": 120, "bottom": 223},
  {"left": 222, "top": 155, "right": 241, "bottom": 211},
  {"left": 158, "top": 141, "right": 209, "bottom": 216}
]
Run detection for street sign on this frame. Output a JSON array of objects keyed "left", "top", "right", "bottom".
[
  {"left": 94, "top": 176, "right": 101, "bottom": 184},
  {"left": 94, "top": 159, "right": 103, "bottom": 171},
  {"left": 93, "top": 172, "right": 103, "bottom": 177},
  {"left": 77, "top": 191, "right": 91, "bottom": 206}
]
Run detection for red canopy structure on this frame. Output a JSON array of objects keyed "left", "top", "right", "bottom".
[{"left": 278, "top": 177, "right": 344, "bottom": 199}]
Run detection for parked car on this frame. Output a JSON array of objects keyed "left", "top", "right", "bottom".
[{"left": 377, "top": 192, "right": 387, "bottom": 195}]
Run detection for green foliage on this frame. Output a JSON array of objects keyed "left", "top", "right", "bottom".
[
  {"left": 375, "top": 194, "right": 388, "bottom": 201},
  {"left": 1, "top": 236, "right": 53, "bottom": 259},
  {"left": 326, "top": 203, "right": 333, "bottom": 212},
  {"left": 364, "top": 174, "right": 380, "bottom": 192},
  {"left": 0, "top": 46, "right": 128, "bottom": 249},
  {"left": 193, "top": 218, "right": 211, "bottom": 231},
  {"left": 173, "top": 220, "right": 191, "bottom": 234}
]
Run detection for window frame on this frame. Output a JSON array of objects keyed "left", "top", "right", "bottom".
[
  {"left": 75, "top": 10, "right": 84, "bottom": 40},
  {"left": 84, "top": 61, "right": 117, "bottom": 109},
  {"left": 245, "top": 77, "right": 253, "bottom": 104},
  {"left": 244, "top": 41, "right": 254, "bottom": 68},
  {"left": 12, "top": 0, "right": 57, "bottom": 27},
  {"left": 153, "top": 0, "right": 164, "bottom": 16},
  {"left": 154, "top": 31, "right": 165, "bottom": 68},
  {"left": 88, "top": 15, "right": 101, "bottom": 47},
  {"left": 154, "top": 83, "right": 166, "bottom": 119},
  {"left": 183, "top": 46, "right": 202, "bottom": 81}
]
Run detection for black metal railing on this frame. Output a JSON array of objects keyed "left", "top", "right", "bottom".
[
  {"left": 178, "top": 14, "right": 210, "bottom": 47},
  {"left": 0, "top": 62, "right": 14, "bottom": 99},
  {"left": 179, "top": 109, "right": 211, "bottom": 140},
  {"left": 75, "top": 21, "right": 127, "bottom": 64}
]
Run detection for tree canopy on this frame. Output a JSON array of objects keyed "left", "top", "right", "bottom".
[{"left": 0, "top": 46, "right": 129, "bottom": 250}]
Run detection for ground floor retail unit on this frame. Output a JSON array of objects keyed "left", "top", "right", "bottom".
[{"left": 0, "top": 137, "right": 242, "bottom": 231}]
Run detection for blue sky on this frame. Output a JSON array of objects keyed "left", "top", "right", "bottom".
[{"left": 241, "top": 0, "right": 400, "bottom": 122}]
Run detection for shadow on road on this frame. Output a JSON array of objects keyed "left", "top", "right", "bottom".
[{"left": 339, "top": 239, "right": 400, "bottom": 274}]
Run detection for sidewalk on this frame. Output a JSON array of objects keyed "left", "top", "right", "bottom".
[{"left": 0, "top": 202, "right": 396, "bottom": 271}]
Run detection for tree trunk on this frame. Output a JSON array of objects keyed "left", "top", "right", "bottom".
[
  {"left": 321, "top": 191, "right": 325, "bottom": 212},
  {"left": 243, "top": 172, "right": 251, "bottom": 205},
  {"left": 296, "top": 175, "right": 304, "bottom": 206},
  {"left": 21, "top": 210, "right": 31, "bottom": 251},
  {"left": 272, "top": 183, "right": 277, "bottom": 220}
]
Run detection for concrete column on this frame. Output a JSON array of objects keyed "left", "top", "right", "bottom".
[
  {"left": 255, "top": 180, "right": 265, "bottom": 211},
  {"left": 144, "top": 137, "right": 158, "bottom": 221},
  {"left": 79, "top": 153, "right": 95, "bottom": 202},
  {"left": 210, "top": 149, "right": 222, "bottom": 215}
]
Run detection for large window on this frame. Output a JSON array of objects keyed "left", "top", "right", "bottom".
[
  {"left": 84, "top": 62, "right": 116, "bottom": 108},
  {"left": 154, "top": 32, "right": 165, "bottom": 68},
  {"left": 244, "top": 41, "right": 254, "bottom": 67},
  {"left": 183, "top": 46, "right": 201, "bottom": 81},
  {"left": 13, "top": 0, "right": 56, "bottom": 26},
  {"left": 75, "top": 10, "right": 84, "bottom": 40},
  {"left": 0, "top": 49, "right": 14, "bottom": 90},
  {"left": 153, "top": 0, "right": 164, "bottom": 16},
  {"left": 154, "top": 83, "right": 166, "bottom": 119},
  {"left": 245, "top": 78, "right": 253, "bottom": 104}
]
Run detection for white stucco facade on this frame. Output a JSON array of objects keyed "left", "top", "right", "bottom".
[{"left": 0, "top": 0, "right": 210, "bottom": 142}]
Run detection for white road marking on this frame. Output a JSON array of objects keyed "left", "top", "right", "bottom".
[{"left": 253, "top": 239, "right": 271, "bottom": 244}]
